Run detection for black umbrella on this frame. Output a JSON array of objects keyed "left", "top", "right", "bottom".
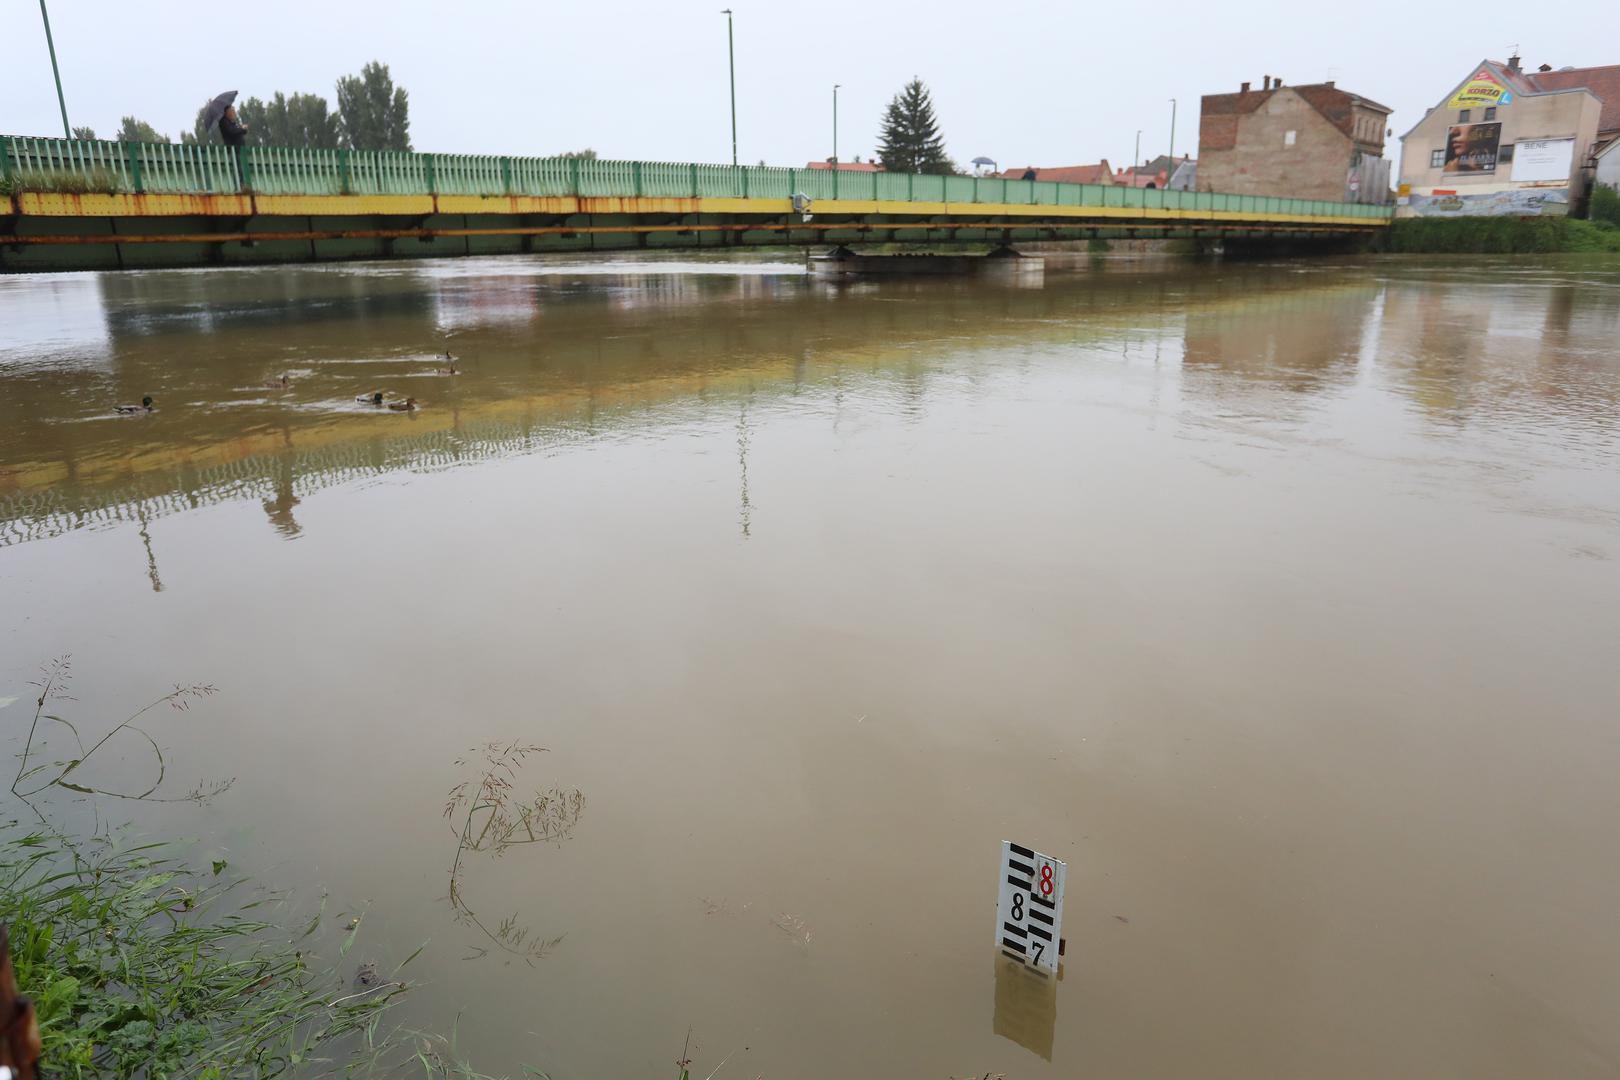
[{"left": 200, "top": 90, "right": 238, "bottom": 137}]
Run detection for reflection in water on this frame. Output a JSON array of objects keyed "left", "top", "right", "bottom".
[
  {"left": 135, "top": 505, "right": 163, "bottom": 592},
  {"left": 262, "top": 456, "right": 303, "bottom": 540},
  {"left": 4, "top": 253, "right": 1620, "bottom": 1078},
  {"left": 737, "top": 398, "right": 753, "bottom": 539},
  {"left": 993, "top": 951, "right": 1059, "bottom": 1062}
]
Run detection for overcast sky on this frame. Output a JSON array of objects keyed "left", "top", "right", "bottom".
[{"left": 4, "top": 1, "right": 1611, "bottom": 173}]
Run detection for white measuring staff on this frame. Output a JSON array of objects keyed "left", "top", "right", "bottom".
[{"left": 996, "top": 841, "right": 1066, "bottom": 973}]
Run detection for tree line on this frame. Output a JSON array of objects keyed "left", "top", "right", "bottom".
[
  {"left": 72, "top": 61, "right": 413, "bottom": 152},
  {"left": 73, "top": 69, "right": 963, "bottom": 176}
]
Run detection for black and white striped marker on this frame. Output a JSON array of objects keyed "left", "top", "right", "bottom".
[{"left": 996, "top": 841, "right": 1066, "bottom": 973}]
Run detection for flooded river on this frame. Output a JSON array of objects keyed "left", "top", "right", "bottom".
[{"left": 3, "top": 253, "right": 1619, "bottom": 1078}]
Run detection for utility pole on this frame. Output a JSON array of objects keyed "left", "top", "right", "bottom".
[
  {"left": 38, "top": 0, "right": 71, "bottom": 139},
  {"left": 1168, "top": 98, "right": 1177, "bottom": 175},
  {"left": 833, "top": 84, "right": 841, "bottom": 163},
  {"left": 1134, "top": 129, "right": 1141, "bottom": 170},
  {"left": 722, "top": 9, "right": 737, "bottom": 166}
]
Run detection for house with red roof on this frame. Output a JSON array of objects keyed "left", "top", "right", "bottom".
[
  {"left": 994, "top": 162, "right": 1116, "bottom": 186},
  {"left": 806, "top": 159, "right": 885, "bottom": 173},
  {"left": 1397, "top": 54, "right": 1619, "bottom": 216},
  {"left": 1197, "top": 77, "right": 1391, "bottom": 203}
]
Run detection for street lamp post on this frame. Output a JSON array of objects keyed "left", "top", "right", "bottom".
[
  {"left": 833, "top": 84, "right": 840, "bottom": 163},
  {"left": 1168, "top": 99, "right": 1177, "bottom": 175},
  {"left": 722, "top": 9, "right": 737, "bottom": 166},
  {"left": 1134, "top": 130, "right": 1141, "bottom": 171},
  {"left": 38, "top": 0, "right": 71, "bottom": 139}
]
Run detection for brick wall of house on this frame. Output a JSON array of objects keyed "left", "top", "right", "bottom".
[{"left": 1199, "top": 88, "right": 1356, "bottom": 200}]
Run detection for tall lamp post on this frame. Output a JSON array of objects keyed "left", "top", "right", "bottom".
[
  {"left": 1134, "top": 129, "right": 1141, "bottom": 171},
  {"left": 1168, "top": 99, "right": 1177, "bottom": 176},
  {"left": 38, "top": 0, "right": 71, "bottom": 138},
  {"left": 722, "top": 9, "right": 737, "bottom": 166},
  {"left": 833, "top": 84, "right": 841, "bottom": 163}
]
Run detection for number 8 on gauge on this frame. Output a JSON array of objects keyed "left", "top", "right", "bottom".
[{"left": 996, "top": 841, "right": 1066, "bottom": 973}]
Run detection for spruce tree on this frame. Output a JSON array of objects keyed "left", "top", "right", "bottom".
[{"left": 877, "top": 78, "right": 953, "bottom": 175}]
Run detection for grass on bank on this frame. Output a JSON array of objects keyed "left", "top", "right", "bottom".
[
  {"left": 3, "top": 659, "right": 504, "bottom": 1077},
  {"left": 1380, "top": 214, "right": 1620, "bottom": 253},
  {"left": 1, "top": 831, "right": 493, "bottom": 1078}
]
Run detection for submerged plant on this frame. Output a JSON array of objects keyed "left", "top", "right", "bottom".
[
  {"left": 11, "top": 656, "right": 232, "bottom": 817},
  {"left": 2, "top": 659, "right": 501, "bottom": 1077},
  {"left": 443, "top": 742, "right": 584, "bottom": 963}
]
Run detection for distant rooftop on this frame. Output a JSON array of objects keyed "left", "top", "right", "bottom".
[{"left": 806, "top": 160, "right": 884, "bottom": 172}]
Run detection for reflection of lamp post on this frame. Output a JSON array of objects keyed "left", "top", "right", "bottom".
[
  {"left": 722, "top": 9, "right": 737, "bottom": 166},
  {"left": 38, "top": 0, "right": 71, "bottom": 138},
  {"left": 833, "top": 84, "right": 840, "bottom": 163}
]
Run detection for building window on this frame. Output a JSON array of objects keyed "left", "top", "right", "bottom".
[
  {"left": 1459, "top": 108, "right": 1472, "bottom": 122},
  {"left": 1430, "top": 149, "right": 1445, "bottom": 168},
  {"left": 1484, "top": 106, "right": 1497, "bottom": 121},
  {"left": 1284, "top": 129, "right": 1297, "bottom": 146},
  {"left": 1499, "top": 144, "right": 1515, "bottom": 163}
]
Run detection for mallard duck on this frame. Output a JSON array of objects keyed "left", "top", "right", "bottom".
[
  {"left": 263, "top": 374, "right": 291, "bottom": 389},
  {"left": 356, "top": 391, "right": 385, "bottom": 405},
  {"left": 115, "top": 396, "right": 155, "bottom": 414},
  {"left": 387, "top": 397, "right": 418, "bottom": 412}
]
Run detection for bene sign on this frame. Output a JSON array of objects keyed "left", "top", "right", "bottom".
[{"left": 996, "top": 841, "right": 1066, "bottom": 973}]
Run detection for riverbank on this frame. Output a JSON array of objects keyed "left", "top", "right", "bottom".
[{"left": 1378, "top": 216, "right": 1620, "bottom": 254}]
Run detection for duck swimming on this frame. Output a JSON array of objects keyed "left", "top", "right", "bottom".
[
  {"left": 263, "top": 374, "right": 291, "bottom": 389},
  {"left": 115, "top": 396, "right": 155, "bottom": 414},
  {"left": 434, "top": 360, "right": 459, "bottom": 376},
  {"left": 357, "top": 391, "right": 385, "bottom": 405},
  {"left": 387, "top": 396, "right": 418, "bottom": 412}
]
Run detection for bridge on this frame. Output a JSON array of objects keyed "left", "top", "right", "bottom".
[{"left": 0, "top": 136, "right": 1392, "bottom": 272}]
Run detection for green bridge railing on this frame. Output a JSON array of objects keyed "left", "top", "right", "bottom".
[{"left": 1, "top": 136, "right": 1394, "bottom": 220}]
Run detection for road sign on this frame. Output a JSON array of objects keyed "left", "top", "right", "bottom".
[{"left": 996, "top": 841, "right": 1065, "bottom": 973}]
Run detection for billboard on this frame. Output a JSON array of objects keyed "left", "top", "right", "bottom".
[
  {"left": 1447, "top": 69, "right": 1513, "bottom": 110},
  {"left": 1444, "top": 123, "right": 1501, "bottom": 174},
  {"left": 1510, "top": 138, "right": 1575, "bottom": 183}
]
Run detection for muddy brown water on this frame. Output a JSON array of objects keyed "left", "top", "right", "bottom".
[{"left": 2, "top": 253, "right": 1619, "bottom": 1078}]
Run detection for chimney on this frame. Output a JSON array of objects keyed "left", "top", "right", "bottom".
[
  {"left": 1324, "top": 80, "right": 1335, "bottom": 88},
  {"left": 1262, "top": 75, "right": 1271, "bottom": 90},
  {"left": 1241, "top": 81, "right": 1251, "bottom": 93},
  {"left": 1508, "top": 53, "right": 1521, "bottom": 72},
  {"left": 1538, "top": 63, "right": 1552, "bottom": 72},
  {"left": 1275, "top": 77, "right": 1284, "bottom": 87}
]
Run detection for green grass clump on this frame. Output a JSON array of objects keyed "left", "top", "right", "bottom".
[
  {"left": 1382, "top": 215, "right": 1620, "bottom": 253},
  {"left": 1, "top": 168, "right": 125, "bottom": 196},
  {"left": 1, "top": 831, "right": 484, "bottom": 1077}
]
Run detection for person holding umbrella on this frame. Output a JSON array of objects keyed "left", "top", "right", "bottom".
[
  {"left": 218, "top": 105, "right": 248, "bottom": 147},
  {"left": 201, "top": 91, "right": 247, "bottom": 146}
]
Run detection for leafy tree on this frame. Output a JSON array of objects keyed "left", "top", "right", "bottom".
[
  {"left": 558, "top": 148, "right": 598, "bottom": 160},
  {"left": 335, "top": 61, "right": 411, "bottom": 151},
  {"left": 182, "top": 105, "right": 214, "bottom": 144},
  {"left": 70, "top": 125, "right": 97, "bottom": 140},
  {"left": 877, "top": 78, "right": 952, "bottom": 175},
  {"left": 117, "top": 116, "right": 168, "bottom": 144},
  {"left": 237, "top": 92, "right": 342, "bottom": 148},
  {"left": 1591, "top": 183, "right": 1620, "bottom": 228}
]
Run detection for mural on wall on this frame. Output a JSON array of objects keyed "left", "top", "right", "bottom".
[
  {"left": 1405, "top": 188, "right": 1569, "bottom": 217},
  {"left": 1444, "top": 123, "right": 1502, "bottom": 174}
]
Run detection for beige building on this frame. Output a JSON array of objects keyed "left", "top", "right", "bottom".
[
  {"left": 1398, "top": 55, "right": 1616, "bottom": 216},
  {"left": 1198, "top": 77, "right": 1392, "bottom": 203}
]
